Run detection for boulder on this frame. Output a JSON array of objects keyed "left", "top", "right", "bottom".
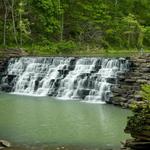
[
  {"left": 109, "top": 96, "right": 127, "bottom": 106},
  {"left": 0, "top": 83, "right": 12, "bottom": 92},
  {"left": 58, "top": 69, "right": 69, "bottom": 76},
  {"left": 118, "top": 75, "right": 126, "bottom": 81},
  {"left": 78, "top": 73, "right": 90, "bottom": 79},
  {"left": 123, "top": 139, "right": 150, "bottom": 150},
  {"left": 141, "top": 68, "right": 150, "bottom": 73},
  {"left": 136, "top": 79, "right": 148, "bottom": 84},
  {"left": 135, "top": 59, "right": 147, "bottom": 63},
  {"left": 0, "top": 140, "right": 11, "bottom": 148},
  {"left": 69, "top": 58, "right": 76, "bottom": 66},
  {"left": 134, "top": 95, "right": 143, "bottom": 101},
  {"left": 125, "top": 78, "right": 136, "bottom": 84},
  {"left": 111, "top": 86, "right": 128, "bottom": 94},
  {"left": 106, "top": 77, "right": 116, "bottom": 84},
  {"left": 145, "top": 64, "right": 150, "bottom": 68},
  {"left": 77, "top": 89, "right": 90, "bottom": 99},
  {"left": 145, "top": 53, "right": 150, "bottom": 57},
  {"left": 117, "top": 72, "right": 126, "bottom": 76}
]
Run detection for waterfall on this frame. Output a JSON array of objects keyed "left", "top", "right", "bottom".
[{"left": 0, "top": 57, "right": 129, "bottom": 102}]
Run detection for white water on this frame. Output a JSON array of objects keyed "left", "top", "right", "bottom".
[{"left": 2, "top": 57, "right": 129, "bottom": 102}]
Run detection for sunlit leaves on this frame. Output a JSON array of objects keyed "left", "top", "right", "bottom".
[{"left": 141, "top": 84, "right": 150, "bottom": 101}]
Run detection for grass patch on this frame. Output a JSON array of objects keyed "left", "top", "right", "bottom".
[{"left": 0, "top": 44, "right": 150, "bottom": 57}]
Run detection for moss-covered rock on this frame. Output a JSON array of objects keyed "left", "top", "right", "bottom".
[{"left": 123, "top": 86, "right": 150, "bottom": 149}]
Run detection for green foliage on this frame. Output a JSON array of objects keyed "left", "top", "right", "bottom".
[
  {"left": 121, "top": 14, "right": 144, "bottom": 49},
  {"left": 130, "top": 101, "right": 150, "bottom": 113},
  {"left": 125, "top": 84, "right": 150, "bottom": 134},
  {"left": 56, "top": 40, "right": 77, "bottom": 54},
  {"left": 125, "top": 100, "right": 150, "bottom": 133},
  {"left": 144, "top": 27, "right": 150, "bottom": 47},
  {"left": 24, "top": 40, "right": 77, "bottom": 55},
  {"left": 0, "top": 0, "right": 150, "bottom": 53},
  {"left": 129, "top": 84, "right": 150, "bottom": 112},
  {"left": 125, "top": 110, "right": 149, "bottom": 133},
  {"left": 141, "top": 84, "right": 150, "bottom": 101}
]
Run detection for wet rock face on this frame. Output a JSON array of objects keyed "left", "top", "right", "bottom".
[
  {"left": 0, "top": 83, "right": 12, "bottom": 92},
  {"left": 0, "top": 59, "right": 9, "bottom": 84},
  {"left": 110, "top": 54, "right": 150, "bottom": 108},
  {"left": 122, "top": 139, "right": 150, "bottom": 150},
  {"left": 0, "top": 140, "right": 11, "bottom": 149},
  {"left": 123, "top": 101, "right": 150, "bottom": 150},
  {"left": 106, "top": 77, "right": 116, "bottom": 84},
  {"left": 76, "top": 89, "right": 90, "bottom": 99},
  {"left": 0, "top": 48, "right": 27, "bottom": 90}
]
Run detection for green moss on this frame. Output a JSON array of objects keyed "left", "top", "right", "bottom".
[
  {"left": 125, "top": 84, "right": 150, "bottom": 136},
  {"left": 141, "top": 84, "right": 150, "bottom": 101}
]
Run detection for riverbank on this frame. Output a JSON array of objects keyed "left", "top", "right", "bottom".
[
  {"left": 123, "top": 99, "right": 150, "bottom": 150},
  {"left": 1, "top": 46, "right": 150, "bottom": 57},
  {"left": 1, "top": 142, "right": 114, "bottom": 150},
  {"left": 0, "top": 143, "right": 121, "bottom": 150}
]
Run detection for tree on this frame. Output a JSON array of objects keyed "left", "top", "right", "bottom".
[
  {"left": 121, "top": 14, "right": 144, "bottom": 49},
  {"left": 11, "top": 0, "right": 18, "bottom": 45},
  {"left": 2, "top": 0, "right": 8, "bottom": 46},
  {"left": 0, "top": 0, "right": 150, "bottom": 50}
]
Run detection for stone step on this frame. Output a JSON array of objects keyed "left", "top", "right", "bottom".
[{"left": 124, "top": 139, "right": 150, "bottom": 150}]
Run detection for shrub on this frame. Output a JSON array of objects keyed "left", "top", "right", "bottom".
[{"left": 56, "top": 40, "right": 77, "bottom": 54}]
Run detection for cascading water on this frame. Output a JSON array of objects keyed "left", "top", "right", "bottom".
[{"left": 0, "top": 57, "right": 129, "bottom": 103}]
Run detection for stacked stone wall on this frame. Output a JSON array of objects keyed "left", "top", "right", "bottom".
[{"left": 110, "top": 54, "right": 150, "bottom": 107}]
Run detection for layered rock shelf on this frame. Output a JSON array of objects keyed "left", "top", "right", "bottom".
[
  {"left": 123, "top": 101, "right": 150, "bottom": 150},
  {"left": 110, "top": 54, "right": 150, "bottom": 108},
  {"left": 0, "top": 48, "right": 27, "bottom": 80}
]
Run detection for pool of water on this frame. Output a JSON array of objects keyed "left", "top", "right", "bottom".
[{"left": 0, "top": 93, "right": 131, "bottom": 149}]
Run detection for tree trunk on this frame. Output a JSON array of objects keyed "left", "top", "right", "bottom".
[
  {"left": 19, "top": 12, "right": 22, "bottom": 46},
  {"left": 59, "top": 0, "right": 64, "bottom": 41},
  {"left": 3, "top": 0, "right": 8, "bottom": 46},
  {"left": 11, "top": 0, "right": 18, "bottom": 45},
  {"left": 115, "top": 0, "right": 118, "bottom": 6},
  {"left": 3, "top": 0, "right": 9, "bottom": 47},
  {"left": 61, "top": 11, "right": 64, "bottom": 41}
]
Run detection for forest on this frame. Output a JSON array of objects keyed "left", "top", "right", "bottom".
[{"left": 0, "top": 0, "right": 150, "bottom": 54}]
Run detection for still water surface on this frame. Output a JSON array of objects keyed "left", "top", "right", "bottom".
[{"left": 0, "top": 94, "right": 131, "bottom": 149}]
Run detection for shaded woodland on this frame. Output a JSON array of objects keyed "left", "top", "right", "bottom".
[{"left": 0, "top": 0, "right": 150, "bottom": 53}]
